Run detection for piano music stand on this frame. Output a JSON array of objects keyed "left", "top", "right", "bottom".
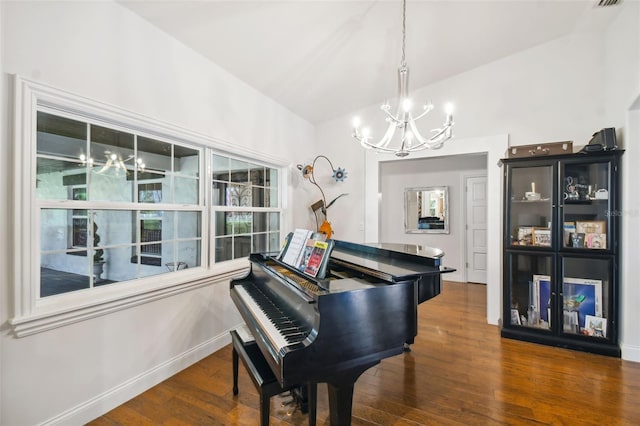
[{"left": 230, "top": 330, "right": 317, "bottom": 425}]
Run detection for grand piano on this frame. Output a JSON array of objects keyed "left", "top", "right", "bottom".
[{"left": 230, "top": 238, "right": 454, "bottom": 425}]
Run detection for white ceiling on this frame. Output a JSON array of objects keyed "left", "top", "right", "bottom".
[{"left": 118, "top": 0, "right": 622, "bottom": 125}]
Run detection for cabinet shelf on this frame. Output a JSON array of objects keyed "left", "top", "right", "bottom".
[{"left": 501, "top": 150, "right": 622, "bottom": 357}]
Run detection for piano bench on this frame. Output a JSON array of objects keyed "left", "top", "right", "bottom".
[{"left": 230, "top": 330, "right": 317, "bottom": 426}]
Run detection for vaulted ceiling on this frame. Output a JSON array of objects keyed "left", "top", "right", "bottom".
[{"left": 119, "top": 1, "right": 622, "bottom": 124}]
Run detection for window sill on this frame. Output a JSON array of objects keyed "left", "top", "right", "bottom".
[{"left": 9, "top": 259, "right": 250, "bottom": 337}]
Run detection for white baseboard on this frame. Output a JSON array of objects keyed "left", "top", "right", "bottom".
[
  {"left": 621, "top": 342, "right": 640, "bottom": 363},
  {"left": 42, "top": 331, "right": 234, "bottom": 426}
]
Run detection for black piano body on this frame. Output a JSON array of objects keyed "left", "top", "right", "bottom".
[{"left": 230, "top": 239, "right": 454, "bottom": 425}]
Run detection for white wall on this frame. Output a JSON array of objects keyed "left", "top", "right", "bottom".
[
  {"left": 0, "top": 1, "right": 314, "bottom": 425},
  {"left": 379, "top": 154, "right": 486, "bottom": 283}
]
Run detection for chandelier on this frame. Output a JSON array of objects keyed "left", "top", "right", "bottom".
[{"left": 352, "top": 0, "right": 455, "bottom": 157}]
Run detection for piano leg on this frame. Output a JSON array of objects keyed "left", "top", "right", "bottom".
[{"left": 325, "top": 361, "right": 379, "bottom": 426}]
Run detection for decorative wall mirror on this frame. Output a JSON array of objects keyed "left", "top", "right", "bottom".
[{"left": 404, "top": 186, "right": 449, "bottom": 234}]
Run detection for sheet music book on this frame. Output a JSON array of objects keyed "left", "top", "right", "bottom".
[
  {"left": 281, "top": 228, "right": 313, "bottom": 268},
  {"left": 279, "top": 229, "right": 333, "bottom": 278}
]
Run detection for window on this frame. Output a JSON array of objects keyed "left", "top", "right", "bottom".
[
  {"left": 37, "top": 111, "right": 203, "bottom": 296},
  {"left": 11, "top": 76, "right": 285, "bottom": 336},
  {"left": 212, "top": 155, "right": 281, "bottom": 262}
]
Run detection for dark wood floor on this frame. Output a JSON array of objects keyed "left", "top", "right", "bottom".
[{"left": 89, "top": 282, "right": 640, "bottom": 425}]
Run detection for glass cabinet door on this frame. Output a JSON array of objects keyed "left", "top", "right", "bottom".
[
  {"left": 561, "top": 161, "right": 612, "bottom": 250},
  {"left": 561, "top": 256, "right": 613, "bottom": 341},
  {"left": 507, "top": 165, "right": 554, "bottom": 248},
  {"left": 506, "top": 253, "right": 553, "bottom": 330}
]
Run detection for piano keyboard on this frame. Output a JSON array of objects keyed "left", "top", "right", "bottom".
[{"left": 235, "top": 284, "right": 310, "bottom": 353}]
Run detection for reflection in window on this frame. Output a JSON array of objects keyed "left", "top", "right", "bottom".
[
  {"left": 211, "top": 153, "right": 281, "bottom": 263},
  {"left": 37, "top": 110, "right": 202, "bottom": 298}
]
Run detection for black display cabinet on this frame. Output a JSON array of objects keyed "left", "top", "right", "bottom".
[{"left": 501, "top": 150, "right": 623, "bottom": 357}]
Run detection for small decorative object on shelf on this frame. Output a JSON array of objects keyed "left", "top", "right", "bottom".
[{"left": 501, "top": 147, "right": 622, "bottom": 357}]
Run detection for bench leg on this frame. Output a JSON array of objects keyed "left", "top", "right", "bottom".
[{"left": 232, "top": 347, "right": 239, "bottom": 396}]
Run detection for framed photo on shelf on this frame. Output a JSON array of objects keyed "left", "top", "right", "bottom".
[
  {"left": 516, "top": 226, "right": 533, "bottom": 246},
  {"left": 563, "top": 277, "right": 602, "bottom": 330},
  {"left": 584, "top": 315, "right": 607, "bottom": 338},
  {"left": 510, "top": 309, "right": 521, "bottom": 326},
  {"left": 532, "top": 228, "right": 551, "bottom": 247}
]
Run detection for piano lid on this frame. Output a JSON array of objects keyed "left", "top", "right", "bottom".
[
  {"left": 361, "top": 242, "right": 443, "bottom": 259},
  {"left": 330, "top": 240, "right": 454, "bottom": 282}
]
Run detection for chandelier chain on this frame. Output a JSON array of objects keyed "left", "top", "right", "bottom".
[{"left": 401, "top": 0, "right": 406, "bottom": 68}]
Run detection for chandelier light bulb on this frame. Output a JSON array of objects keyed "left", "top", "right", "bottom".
[
  {"left": 362, "top": 127, "right": 371, "bottom": 138},
  {"left": 79, "top": 153, "right": 86, "bottom": 162},
  {"left": 353, "top": 117, "right": 361, "bottom": 128},
  {"left": 402, "top": 99, "right": 412, "bottom": 112},
  {"left": 110, "top": 153, "right": 117, "bottom": 161}
]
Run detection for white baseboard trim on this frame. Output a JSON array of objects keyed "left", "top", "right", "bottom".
[
  {"left": 621, "top": 343, "right": 640, "bottom": 363},
  {"left": 42, "top": 330, "right": 234, "bottom": 426}
]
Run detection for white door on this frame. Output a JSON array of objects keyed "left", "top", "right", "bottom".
[{"left": 466, "top": 176, "right": 487, "bottom": 283}]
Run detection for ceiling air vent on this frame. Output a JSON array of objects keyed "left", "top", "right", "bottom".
[{"left": 597, "top": 0, "right": 620, "bottom": 6}]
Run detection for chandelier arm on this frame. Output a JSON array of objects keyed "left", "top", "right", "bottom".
[
  {"left": 382, "top": 108, "right": 404, "bottom": 125},
  {"left": 410, "top": 104, "right": 435, "bottom": 121},
  {"left": 373, "top": 122, "right": 398, "bottom": 149}
]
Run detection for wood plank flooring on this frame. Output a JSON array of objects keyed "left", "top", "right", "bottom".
[{"left": 88, "top": 282, "right": 640, "bottom": 425}]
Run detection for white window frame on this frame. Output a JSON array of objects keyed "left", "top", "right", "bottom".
[{"left": 9, "top": 75, "right": 288, "bottom": 337}]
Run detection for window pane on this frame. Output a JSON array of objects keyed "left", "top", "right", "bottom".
[
  {"left": 253, "top": 233, "right": 267, "bottom": 253},
  {"left": 95, "top": 210, "right": 134, "bottom": 247},
  {"left": 269, "top": 232, "right": 281, "bottom": 252},
  {"left": 37, "top": 112, "right": 87, "bottom": 160},
  {"left": 230, "top": 159, "right": 249, "bottom": 183},
  {"left": 212, "top": 154, "right": 230, "bottom": 181},
  {"left": 252, "top": 186, "right": 265, "bottom": 207},
  {"left": 253, "top": 212, "right": 267, "bottom": 233},
  {"left": 175, "top": 145, "right": 199, "bottom": 177},
  {"left": 224, "top": 212, "right": 251, "bottom": 235},
  {"left": 268, "top": 212, "right": 280, "bottom": 232},
  {"left": 138, "top": 242, "right": 174, "bottom": 278},
  {"left": 101, "top": 246, "right": 137, "bottom": 283},
  {"left": 212, "top": 181, "right": 228, "bottom": 206},
  {"left": 138, "top": 182, "right": 162, "bottom": 203},
  {"left": 249, "top": 164, "right": 265, "bottom": 186},
  {"left": 137, "top": 136, "right": 172, "bottom": 174},
  {"left": 215, "top": 212, "right": 230, "bottom": 236},
  {"left": 36, "top": 160, "right": 87, "bottom": 200},
  {"left": 267, "top": 168, "right": 278, "bottom": 189},
  {"left": 41, "top": 209, "right": 73, "bottom": 251},
  {"left": 215, "top": 237, "right": 232, "bottom": 262},
  {"left": 228, "top": 183, "right": 251, "bottom": 207},
  {"left": 90, "top": 125, "right": 135, "bottom": 202},
  {"left": 174, "top": 176, "right": 199, "bottom": 204},
  {"left": 177, "top": 211, "right": 201, "bottom": 239},
  {"left": 178, "top": 240, "right": 201, "bottom": 268},
  {"left": 268, "top": 186, "right": 278, "bottom": 208},
  {"left": 41, "top": 252, "right": 91, "bottom": 297},
  {"left": 156, "top": 211, "right": 174, "bottom": 240},
  {"left": 234, "top": 236, "right": 251, "bottom": 258}
]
